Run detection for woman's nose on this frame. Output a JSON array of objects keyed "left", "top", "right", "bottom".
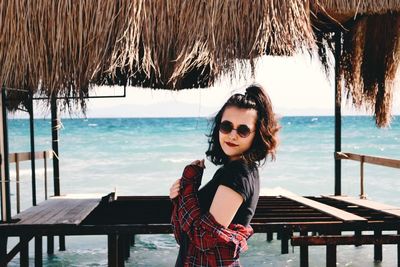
[{"left": 229, "top": 129, "right": 238, "bottom": 139}]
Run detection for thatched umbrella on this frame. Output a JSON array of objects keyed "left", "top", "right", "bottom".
[{"left": 0, "top": 0, "right": 399, "bottom": 126}]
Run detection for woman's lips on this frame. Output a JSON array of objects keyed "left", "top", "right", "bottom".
[{"left": 225, "top": 141, "right": 238, "bottom": 147}]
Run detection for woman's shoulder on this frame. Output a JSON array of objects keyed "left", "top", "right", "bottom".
[{"left": 223, "top": 159, "right": 258, "bottom": 177}]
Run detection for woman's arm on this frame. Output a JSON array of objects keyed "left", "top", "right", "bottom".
[{"left": 209, "top": 185, "right": 243, "bottom": 228}]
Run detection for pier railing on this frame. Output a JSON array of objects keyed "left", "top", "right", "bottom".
[
  {"left": 8, "top": 150, "right": 54, "bottom": 213},
  {"left": 336, "top": 152, "right": 400, "bottom": 199}
]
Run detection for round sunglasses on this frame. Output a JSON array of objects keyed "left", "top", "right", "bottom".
[{"left": 219, "top": 120, "right": 254, "bottom": 138}]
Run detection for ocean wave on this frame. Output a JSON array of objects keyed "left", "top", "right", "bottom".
[{"left": 161, "top": 158, "right": 191, "bottom": 163}]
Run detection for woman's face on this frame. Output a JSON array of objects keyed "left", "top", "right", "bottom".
[{"left": 219, "top": 106, "right": 257, "bottom": 161}]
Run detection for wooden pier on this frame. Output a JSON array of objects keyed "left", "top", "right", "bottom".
[{"left": 1, "top": 193, "right": 400, "bottom": 266}]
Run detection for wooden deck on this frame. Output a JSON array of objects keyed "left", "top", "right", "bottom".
[
  {"left": 1, "top": 193, "right": 400, "bottom": 267},
  {"left": 11, "top": 194, "right": 103, "bottom": 226}
]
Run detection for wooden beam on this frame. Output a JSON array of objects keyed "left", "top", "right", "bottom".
[
  {"left": 0, "top": 235, "right": 33, "bottom": 266},
  {"left": 291, "top": 234, "right": 400, "bottom": 246},
  {"left": 336, "top": 152, "right": 400, "bottom": 169},
  {"left": 326, "top": 195, "right": 400, "bottom": 218},
  {"left": 280, "top": 194, "right": 367, "bottom": 222},
  {"left": 9, "top": 150, "right": 53, "bottom": 163}
]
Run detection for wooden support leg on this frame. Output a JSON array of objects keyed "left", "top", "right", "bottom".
[
  {"left": 35, "top": 235, "right": 43, "bottom": 267},
  {"left": 108, "top": 234, "right": 118, "bottom": 267},
  {"left": 326, "top": 244, "right": 336, "bottom": 267},
  {"left": 374, "top": 230, "right": 382, "bottom": 262},
  {"left": 300, "top": 231, "right": 309, "bottom": 267},
  {"left": 20, "top": 236, "right": 29, "bottom": 267},
  {"left": 130, "top": 234, "right": 135, "bottom": 246},
  {"left": 397, "top": 230, "right": 400, "bottom": 267},
  {"left": 0, "top": 235, "right": 7, "bottom": 260},
  {"left": 354, "top": 230, "right": 362, "bottom": 247},
  {"left": 47, "top": 235, "right": 54, "bottom": 254},
  {"left": 124, "top": 235, "right": 130, "bottom": 260},
  {"left": 281, "top": 230, "right": 289, "bottom": 254},
  {"left": 266, "top": 231, "right": 273, "bottom": 242},
  {"left": 117, "top": 235, "right": 125, "bottom": 267},
  {"left": 59, "top": 235, "right": 66, "bottom": 251},
  {"left": 277, "top": 231, "right": 282, "bottom": 240}
]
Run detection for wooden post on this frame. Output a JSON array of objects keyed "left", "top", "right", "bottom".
[
  {"left": 118, "top": 235, "right": 125, "bottom": 266},
  {"left": 59, "top": 235, "right": 66, "bottom": 251},
  {"left": 0, "top": 234, "right": 7, "bottom": 260},
  {"left": 266, "top": 231, "right": 273, "bottom": 242},
  {"left": 47, "top": 235, "right": 54, "bottom": 254},
  {"left": 20, "top": 236, "right": 29, "bottom": 267},
  {"left": 29, "top": 92, "right": 37, "bottom": 206},
  {"left": 35, "top": 235, "right": 43, "bottom": 266},
  {"left": 300, "top": 231, "right": 309, "bottom": 267},
  {"left": 44, "top": 151, "right": 48, "bottom": 200},
  {"left": 130, "top": 234, "right": 135, "bottom": 246},
  {"left": 281, "top": 229, "right": 289, "bottom": 254},
  {"left": 334, "top": 30, "right": 342, "bottom": 196},
  {"left": 16, "top": 154, "right": 20, "bottom": 213},
  {"left": 397, "top": 230, "right": 400, "bottom": 267},
  {"left": 108, "top": 234, "right": 118, "bottom": 267},
  {"left": 360, "top": 156, "right": 366, "bottom": 199},
  {"left": 123, "top": 235, "right": 130, "bottom": 260},
  {"left": 354, "top": 230, "right": 362, "bottom": 247},
  {"left": 374, "top": 230, "right": 382, "bottom": 262},
  {"left": 326, "top": 244, "right": 337, "bottom": 267},
  {"left": 0, "top": 87, "right": 12, "bottom": 222},
  {"left": 51, "top": 95, "right": 60, "bottom": 196}
]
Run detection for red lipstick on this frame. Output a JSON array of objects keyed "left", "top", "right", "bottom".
[{"left": 225, "top": 142, "right": 238, "bottom": 147}]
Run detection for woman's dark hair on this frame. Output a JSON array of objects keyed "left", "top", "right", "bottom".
[{"left": 205, "top": 84, "right": 280, "bottom": 166}]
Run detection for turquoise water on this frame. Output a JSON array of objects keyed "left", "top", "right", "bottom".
[{"left": 6, "top": 116, "right": 400, "bottom": 266}]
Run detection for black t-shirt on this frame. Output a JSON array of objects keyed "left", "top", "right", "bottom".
[{"left": 197, "top": 160, "right": 260, "bottom": 226}]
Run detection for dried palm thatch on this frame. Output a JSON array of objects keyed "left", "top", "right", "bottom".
[
  {"left": 312, "top": 1, "right": 400, "bottom": 127},
  {"left": 107, "top": 0, "right": 314, "bottom": 87},
  {"left": 0, "top": 0, "right": 314, "bottom": 112},
  {"left": 339, "top": 13, "right": 400, "bottom": 126}
]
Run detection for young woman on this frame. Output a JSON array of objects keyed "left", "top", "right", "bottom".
[{"left": 170, "top": 84, "right": 280, "bottom": 266}]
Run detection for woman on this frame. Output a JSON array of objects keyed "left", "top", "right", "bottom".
[{"left": 170, "top": 84, "right": 280, "bottom": 266}]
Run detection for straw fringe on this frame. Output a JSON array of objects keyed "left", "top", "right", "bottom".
[
  {"left": 340, "top": 13, "right": 400, "bottom": 126},
  {"left": 316, "top": 0, "right": 400, "bottom": 15}
]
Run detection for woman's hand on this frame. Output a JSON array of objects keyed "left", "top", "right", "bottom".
[
  {"left": 169, "top": 178, "right": 181, "bottom": 200},
  {"left": 191, "top": 159, "right": 206, "bottom": 169}
]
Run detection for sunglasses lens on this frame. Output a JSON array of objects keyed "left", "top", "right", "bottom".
[
  {"left": 219, "top": 121, "right": 233, "bottom": 134},
  {"left": 237, "top": 125, "right": 251, "bottom": 138}
]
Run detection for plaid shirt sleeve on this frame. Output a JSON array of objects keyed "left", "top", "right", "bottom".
[
  {"left": 171, "top": 197, "right": 183, "bottom": 245},
  {"left": 174, "top": 164, "right": 254, "bottom": 259}
]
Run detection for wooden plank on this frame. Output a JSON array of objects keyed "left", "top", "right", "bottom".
[
  {"left": 281, "top": 194, "right": 367, "bottom": 222},
  {"left": 13, "top": 194, "right": 102, "bottom": 225},
  {"left": 291, "top": 235, "right": 400, "bottom": 246},
  {"left": 336, "top": 152, "right": 400, "bottom": 169},
  {"left": 49, "top": 199, "right": 100, "bottom": 224},
  {"left": 326, "top": 196, "right": 400, "bottom": 217},
  {"left": 33, "top": 199, "right": 86, "bottom": 225},
  {"left": 14, "top": 198, "right": 65, "bottom": 224},
  {"left": 9, "top": 150, "right": 53, "bottom": 163}
]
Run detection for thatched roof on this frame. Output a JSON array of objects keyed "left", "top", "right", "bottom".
[{"left": 1, "top": 0, "right": 399, "bottom": 126}]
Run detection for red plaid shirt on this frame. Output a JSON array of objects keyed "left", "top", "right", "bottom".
[{"left": 171, "top": 164, "right": 254, "bottom": 267}]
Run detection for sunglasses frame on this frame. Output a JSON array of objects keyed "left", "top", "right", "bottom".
[{"left": 219, "top": 120, "right": 254, "bottom": 138}]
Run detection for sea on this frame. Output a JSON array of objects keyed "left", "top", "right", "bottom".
[{"left": 6, "top": 116, "right": 400, "bottom": 266}]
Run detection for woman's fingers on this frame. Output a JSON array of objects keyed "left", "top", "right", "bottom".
[
  {"left": 190, "top": 159, "right": 206, "bottom": 168},
  {"left": 169, "top": 179, "right": 181, "bottom": 199}
]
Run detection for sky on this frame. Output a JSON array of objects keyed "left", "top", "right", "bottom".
[{"left": 11, "top": 54, "right": 400, "bottom": 119}]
